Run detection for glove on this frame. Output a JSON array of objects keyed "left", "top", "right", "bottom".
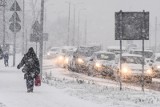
[{"left": 17, "top": 65, "right": 20, "bottom": 69}]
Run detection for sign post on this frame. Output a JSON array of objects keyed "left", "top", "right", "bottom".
[
  {"left": 9, "top": 0, "right": 21, "bottom": 66},
  {"left": 115, "top": 11, "right": 149, "bottom": 91}
]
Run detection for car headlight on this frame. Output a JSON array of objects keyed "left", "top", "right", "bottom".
[
  {"left": 95, "top": 62, "right": 101, "bottom": 68},
  {"left": 77, "top": 58, "right": 84, "bottom": 64},
  {"left": 58, "top": 56, "right": 64, "bottom": 61},
  {"left": 64, "top": 57, "right": 69, "bottom": 64},
  {"left": 47, "top": 52, "right": 50, "bottom": 56},
  {"left": 121, "top": 67, "right": 128, "bottom": 74},
  {"left": 146, "top": 69, "right": 152, "bottom": 75},
  {"left": 157, "top": 65, "right": 160, "bottom": 69}
]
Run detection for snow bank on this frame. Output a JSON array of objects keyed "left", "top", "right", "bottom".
[{"left": 44, "top": 67, "right": 160, "bottom": 107}]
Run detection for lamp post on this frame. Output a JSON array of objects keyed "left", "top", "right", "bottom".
[
  {"left": 84, "top": 15, "right": 87, "bottom": 45},
  {"left": 77, "top": 8, "right": 85, "bottom": 46},
  {"left": 22, "top": 0, "right": 25, "bottom": 55},
  {"left": 0, "top": 0, "right": 6, "bottom": 50},
  {"left": 66, "top": 1, "right": 71, "bottom": 46},
  {"left": 39, "top": 0, "right": 44, "bottom": 78}
]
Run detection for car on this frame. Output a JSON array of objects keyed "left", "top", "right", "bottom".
[
  {"left": 46, "top": 47, "right": 62, "bottom": 59},
  {"left": 55, "top": 46, "right": 77, "bottom": 68},
  {"left": 107, "top": 46, "right": 127, "bottom": 55},
  {"left": 113, "top": 53, "right": 153, "bottom": 83},
  {"left": 150, "top": 53, "right": 160, "bottom": 77},
  {"left": 68, "top": 45, "right": 101, "bottom": 74},
  {"left": 88, "top": 51, "right": 116, "bottom": 77},
  {"left": 129, "top": 49, "right": 153, "bottom": 64}
]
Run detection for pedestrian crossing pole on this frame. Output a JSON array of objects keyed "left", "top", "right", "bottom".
[{"left": 39, "top": 0, "right": 44, "bottom": 78}]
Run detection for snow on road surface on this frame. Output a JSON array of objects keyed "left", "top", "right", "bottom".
[{"left": 1, "top": 56, "right": 160, "bottom": 107}]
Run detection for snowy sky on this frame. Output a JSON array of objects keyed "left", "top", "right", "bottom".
[{"left": 25, "top": 0, "right": 160, "bottom": 48}]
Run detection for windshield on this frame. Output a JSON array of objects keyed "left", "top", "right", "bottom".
[
  {"left": 77, "top": 50, "right": 93, "bottom": 57},
  {"left": 156, "top": 57, "right": 160, "bottom": 62},
  {"left": 51, "top": 48, "right": 59, "bottom": 52},
  {"left": 108, "top": 49, "right": 126, "bottom": 54},
  {"left": 121, "top": 56, "right": 143, "bottom": 64},
  {"left": 97, "top": 53, "right": 115, "bottom": 61},
  {"left": 77, "top": 46, "right": 100, "bottom": 57},
  {"left": 133, "top": 51, "right": 153, "bottom": 58}
]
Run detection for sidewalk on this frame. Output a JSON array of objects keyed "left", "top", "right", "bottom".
[{"left": 0, "top": 66, "right": 103, "bottom": 107}]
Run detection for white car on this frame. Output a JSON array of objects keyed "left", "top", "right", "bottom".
[
  {"left": 88, "top": 51, "right": 116, "bottom": 76},
  {"left": 114, "top": 54, "right": 153, "bottom": 83},
  {"left": 46, "top": 47, "right": 62, "bottom": 59},
  {"left": 129, "top": 49, "right": 153, "bottom": 64},
  {"left": 151, "top": 53, "right": 160, "bottom": 77},
  {"left": 57, "top": 46, "right": 77, "bottom": 68},
  {"left": 68, "top": 45, "right": 101, "bottom": 73}
]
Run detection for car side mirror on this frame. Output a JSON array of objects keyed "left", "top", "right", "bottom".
[
  {"left": 90, "top": 59, "right": 93, "bottom": 61},
  {"left": 150, "top": 60, "right": 154, "bottom": 63},
  {"left": 149, "top": 63, "right": 153, "bottom": 66}
]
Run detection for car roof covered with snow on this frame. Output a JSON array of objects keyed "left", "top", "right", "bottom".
[
  {"left": 94, "top": 51, "right": 115, "bottom": 55},
  {"left": 107, "top": 46, "right": 126, "bottom": 50},
  {"left": 122, "top": 53, "right": 142, "bottom": 57},
  {"left": 132, "top": 49, "right": 153, "bottom": 52},
  {"left": 153, "top": 53, "right": 160, "bottom": 57}
]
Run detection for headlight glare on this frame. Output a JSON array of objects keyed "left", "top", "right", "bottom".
[
  {"left": 147, "top": 69, "right": 152, "bottom": 75},
  {"left": 157, "top": 65, "right": 160, "bottom": 69},
  {"left": 95, "top": 63, "right": 101, "bottom": 68},
  {"left": 78, "top": 58, "right": 84, "bottom": 64},
  {"left": 121, "top": 67, "right": 128, "bottom": 74},
  {"left": 47, "top": 52, "right": 50, "bottom": 56},
  {"left": 64, "top": 57, "right": 69, "bottom": 64}
]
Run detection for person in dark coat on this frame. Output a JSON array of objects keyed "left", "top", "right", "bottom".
[
  {"left": 3, "top": 51, "right": 9, "bottom": 67},
  {"left": 17, "top": 47, "right": 40, "bottom": 93}
]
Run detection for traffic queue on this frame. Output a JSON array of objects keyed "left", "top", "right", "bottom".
[{"left": 45, "top": 45, "right": 159, "bottom": 83}]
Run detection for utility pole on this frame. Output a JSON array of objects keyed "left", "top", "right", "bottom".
[
  {"left": 3, "top": 0, "right": 5, "bottom": 49},
  {"left": 155, "top": 17, "right": 157, "bottom": 53},
  {"left": 44, "top": 7, "right": 47, "bottom": 54},
  {"left": 25, "top": 29, "right": 28, "bottom": 53},
  {"left": 0, "top": 0, "right": 6, "bottom": 50},
  {"left": 22, "top": 0, "right": 25, "bottom": 55},
  {"left": 77, "top": 10, "right": 80, "bottom": 46},
  {"left": 13, "top": 0, "right": 16, "bottom": 67},
  {"left": 84, "top": 16, "right": 87, "bottom": 45},
  {"left": 72, "top": 5, "right": 76, "bottom": 46},
  {"left": 77, "top": 9, "right": 85, "bottom": 46},
  {"left": 39, "top": 0, "right": 44, "bottom": 78},
  {"left": 67, "top": 2, "right": 71, "bottom": 46}
]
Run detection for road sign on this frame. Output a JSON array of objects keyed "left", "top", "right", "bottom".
[
  {"left": 10, "top": 0, "right": 21, "bottom": 11},
  {"left": 32, "top": 20, "right": 41, "bottom": 35},
  {"left": 0, "top": 0, "right": 6, "bottom": 6},
  {"left": 9, "top": 12, "right": 21, "bottom": 22},
  {"left": 115, "top": 12, "right": 149, "bottom": 40},
  {"left": 30, "top": 33, "right": 49, "bottom": 42},
  {"left": 30, "top": 34, "right": 39, "bottom": 42},
  {"left": 43, "top": 33, "right": 49, "bottom": 41},
  {"left": 9, "top": 22, "right": 21, "bottom": 33}
]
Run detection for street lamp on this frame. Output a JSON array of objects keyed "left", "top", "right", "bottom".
[
  {"left": 84, "top": 15, "right": 87, "bottom": 45},
  {"left": 0, "top": 0, "right": 6, "bottom": 50},
  {"left": 77, "top": 8, "right": 86, "bottom": 46},
  {"left": 65, "top": 1, "right": 71, "bottom": 46}
]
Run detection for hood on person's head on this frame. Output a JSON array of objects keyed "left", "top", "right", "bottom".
[{"left": 28, "top": 47, "right": 35, "bottom": 55}]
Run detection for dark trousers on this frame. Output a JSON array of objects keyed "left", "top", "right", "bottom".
[
  {"left": 4, "top": 59, "right": 8, "bottom": 66},
  {"left": 25, "top": 74, "right": 34, "bottom": 92}
]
